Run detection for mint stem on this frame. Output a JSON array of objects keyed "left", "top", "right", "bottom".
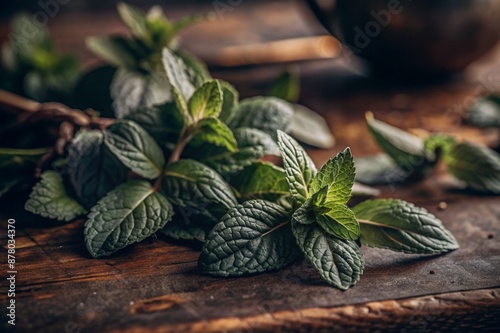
[{"left": 167, "top": 126, "right": 193, "bottom": 165}]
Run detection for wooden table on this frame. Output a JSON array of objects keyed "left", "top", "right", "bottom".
[{"left": 1, "top": 1, "right": 499, "bottom": 332}]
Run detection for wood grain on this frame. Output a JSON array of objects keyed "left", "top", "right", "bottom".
[{"left": 115, "top": 289, "right": 500, "bottom": 333}]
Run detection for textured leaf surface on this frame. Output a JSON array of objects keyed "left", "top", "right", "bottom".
[
  {"left": 124, "top": 102, "right": 183, "bottom": 144},
  {"left": 230, "top": 97, "right": 294, "bottom": 138},
  {"left": 85, "top": 180, "right": 172, "bottom": 257},
  {"left": 188, "top": 80, "right": 222, "bottom": 120},
  {"left": 310, "top": 148, "right": 355, "bottom": 205},
  {"left": 232, "top": 162, "right": 289, "bottom": 201},
  {"left": 187, "top": 128, "right": 279, "bottom": 176},
  {"left": 163, "top": 159, "right": 237, "bottom": 222},
  {"left": 443, "top": 142, "right": 500, "bottom": 194},
  {"left": 105, "top": 120, "right": 165, "bottom": 179},
  {"left": 67, "top": 130, "right": 128, "bottom": 208},
  {"left": 277, "top": 130, "right": 317, "bottom": 205},
  {"left": 25, "top": 171, "right": 86, "bottom": 222},
  {"left": 199, "top": 200, "right": 300, "bottom": 276},
  {"left": 291, "top": 198, "right": 316, "bottom": 226},
  {"left": 317, "top": 204, "right": 360, "bottom": 241},
  {"left": 292, "top": 222, "right": 364, "bottom": 290},
  {"left": 353, "top": 199, "right": 459, "bottom": 254},
  {"left": 191, "top": 118, "right": 237, "bottom": 152},
  {"left": 111, "top": 69, "right": 171, "bottom": 118}
]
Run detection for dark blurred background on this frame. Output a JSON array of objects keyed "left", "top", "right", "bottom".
[{"left": 0, "top": 0, "right": 207, "bottom": 20}]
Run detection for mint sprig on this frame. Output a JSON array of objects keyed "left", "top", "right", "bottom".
[
  {"left": 361, "top": 113, "right": 500, "bottom": 194},
  {"left": 199, "top": 131, "right": 457, "bottom": 290}
]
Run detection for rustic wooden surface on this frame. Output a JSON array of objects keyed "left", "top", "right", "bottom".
[{"left": 1, "top": 1, "right": 500, "bottom": 332}]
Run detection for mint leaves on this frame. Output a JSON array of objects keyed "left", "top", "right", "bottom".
[
  {"left": 85, "top": 180, "right": 172, "bottom": 257},
  {"left": 353, "top": 199, "right": 458, "bottom": 254},
  {"left": 361, "top": 113, "right": 500, "bottom": 194},
  {"left": 277, "top": 130, "right": 317, "bottom": 205},
  {"left": 105, "top": 120, "right": 165, "bottom": 179},
  {"left": 199, "top": 200, "right": 300, "bottom": 276},
  {"left": 199, "top": 130, "right": 456, "bottom": 290},
  {"left": 292, "top": 223, "right": 364, "bottom": 290},
  {"left": 25, "top": 171, "right": 86, "bottom": 222},
  {"left": 5, "top": 3, "right": 460, "bottom": 291}
]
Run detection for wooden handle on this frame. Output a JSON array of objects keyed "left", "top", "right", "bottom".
[{"left": 205, "top": 35, "right": 341, "bottom": 67}]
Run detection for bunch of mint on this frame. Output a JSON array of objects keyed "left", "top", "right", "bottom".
[
  {"left": 0, "top": 3, "right": 460, "bottom": 290},
  {"left": 356, "top": 113, "right": 500, "bottom": 194},
  {"left": 75, "top": 3, "right": 207, "bottom": 117},
  {"left": 199, "top": 132, "right": 458, "bottom": 289},
  {"left": 18, "top": 47, "right": 458, "bottom": 290}
]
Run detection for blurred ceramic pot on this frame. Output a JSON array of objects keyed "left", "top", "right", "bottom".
[{"left": 306, "top": 0, "right": 500, "bottom": 75}]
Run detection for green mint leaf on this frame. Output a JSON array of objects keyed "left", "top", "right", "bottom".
[
  {"left": 85, "top": 180, "right": 173, "bottom": 257},
  {"left": 188, "top": 80, "right": 223, "bottom": 120},
  {"left": 86, "top": 36, "right": 136, "bottom": 68},
  {"left": 355, "top": 154, "right": 408, "bottom": 185},
  {"left": 230, "top": 97, "right": 294, "bottom": 139},
  {"left": 234, "top": 127, "right": 280, "bottom": 156},
  {"left": 199, "top": 200, "right": 300, "bottom": 276},
  {"left": 68, "top": 130, "right": 128, "bottom": 208},
  {"left": 311, "top": 186, "right": 329, "bottom": 208},
  {"left": 317, "top": 203, "right": 360, "bottom": 241},
  {"left": 162, "top": 48, "right": 196, "bottom": 121},
  {"left": 288, "top": 104, "right": 335, "bottom": 149},
  {"left": 292, "top": 222, "right": 364, "bottom": 290},
  {"left": 232, "top": 162, "right": 289, "bottom": 201},
  {"left": 117, "top": 3, "right": 148, "bottom": 40},
  {"left": 219, "top": 81, "right": 239, "bottom": 124},
  {"left": 124, "top": 102, "right": 183, "bottom": 145},
  {"left": 466, "top": 97, "right": 500, "bottom": 128},
  {"left": 104, "top": 120, "right": 165, "bottom": 179},
  {"left": 309, "top": 148, "right": 355, "bottom": 206},
  {"left": 291, "top": 198, "right": 316, "bottom": 225},
  {"left": 442, "top": 142, "right": 500, "bottom": 194},
  {"left": 268, "top": 68, "right": 300, "bottom": 103},
  {"left": 366, "top": 112, "right": 431, "bottom": 171},
  {"left": 191, "top": 118, "right": 238, "bottom": 152},
  {"left": 277, "top": 130, "right": 317, "bottom": 205},
  {"left": 25, "top": 171, "right": 86, "bottom": 222},
  {"left": 163, "top": 159, "right": 237, "bottom": 222},
  {"left": 111, "top": 69, "right": 171, "bottom": 118},
  {"left": 353, "top": 199, "right": 459, "bottom": 254},
  {"left": 185, "top": 128, "right": 279, "bottom": 177}
]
